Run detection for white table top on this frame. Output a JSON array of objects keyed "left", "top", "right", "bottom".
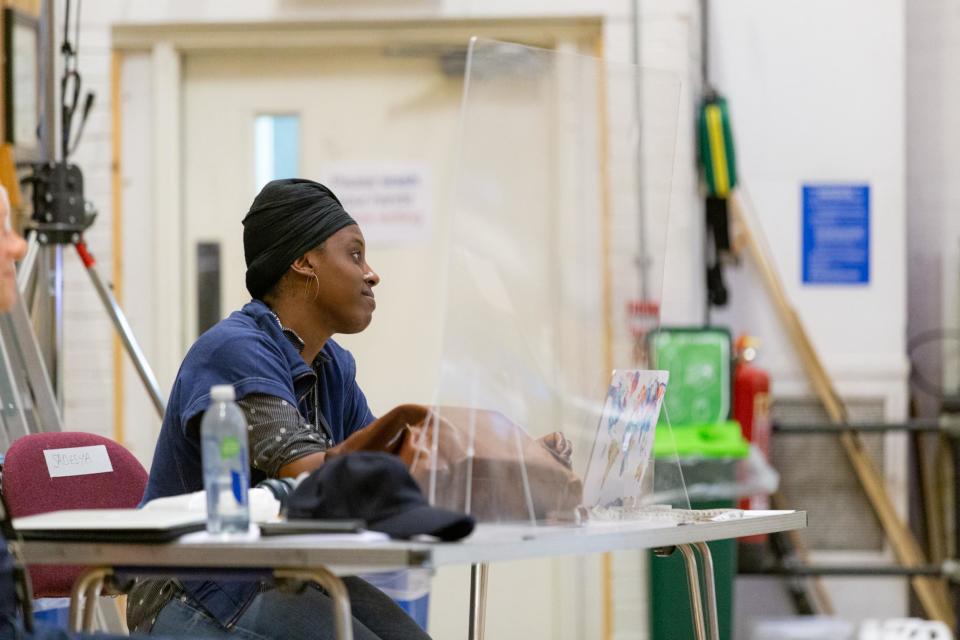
[{"left": 16, "top": 510, "right": 805, "bottom": 576}]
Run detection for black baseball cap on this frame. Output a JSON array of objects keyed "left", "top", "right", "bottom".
[{"left": 286, "top": 452, "right": 475, "bottom": 541}]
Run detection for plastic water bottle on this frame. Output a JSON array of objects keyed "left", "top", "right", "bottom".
[{"left": 201, "top": 384, "right": 250, "bottom": 534}]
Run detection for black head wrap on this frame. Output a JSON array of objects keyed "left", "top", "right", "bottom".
[{"left": 243, "top": 179, "right": 357, "bottom": 299}]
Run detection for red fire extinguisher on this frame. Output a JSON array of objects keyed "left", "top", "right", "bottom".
[{"left": 734, "top": 335, "right": 772, "bottom": 542}]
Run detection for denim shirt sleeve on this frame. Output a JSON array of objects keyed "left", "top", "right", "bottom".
[
  {"left": 345, "top": 379, "right": 376, "bottom": 436},
  {"left": 319, "top": 341, "right": 375, "bottom": 440},
  {"left": 178, "top": 332, "right": 299, "bottom": 430}
]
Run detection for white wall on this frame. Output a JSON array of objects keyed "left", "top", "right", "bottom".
[
  {"left": 706, "top": 0, "right": 910, "bottom": 622},
  {"left": 906, "top": 0, "right": 960, "bottom": 412},
  {"left": 708, "top": 0, "right": 907, "bottom": 396},
  {"left": 59, "top": 2, "right": 118, "bottom": 442}
]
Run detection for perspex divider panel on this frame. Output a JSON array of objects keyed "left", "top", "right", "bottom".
[{"left": 413, "top": 38, "right": 689, "bottom": 525}]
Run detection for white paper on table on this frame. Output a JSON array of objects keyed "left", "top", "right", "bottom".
[
  {"left": 142, "top": 488, "right": 281, "bottom": 523},
  {"left": 179, "top": 529, "right": 390, "bottom": 545}
]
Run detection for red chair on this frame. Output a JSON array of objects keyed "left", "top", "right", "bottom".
[{"left": 1, "top": 431, "right": 148, "bottom": 596}]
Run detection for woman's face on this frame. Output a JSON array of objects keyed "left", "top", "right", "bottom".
[
  {"left": 304, "top": 224, "right": 380, "bottom": 335},
  {"left": 0, "top": 191, "right": 27, "bottom": 313}
]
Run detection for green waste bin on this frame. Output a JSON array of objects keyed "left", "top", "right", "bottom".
[{"left": 649, "top": 421, "right": 748, "bottom": 640}]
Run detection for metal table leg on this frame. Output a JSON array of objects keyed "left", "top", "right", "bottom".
[
  {"left": 468, "top": 562, "right": 489, "bottom": 640},
  {"left": 677, "top": 545, "right": 708, "bottom": 640},
  {"left": 275, "top": 568, "right": 354, "bottom": 640},
  {"left": 694, "top": 541, "right": 720, "bottom": 640},
  {"left": 69, "top": 566, "right": 112, "bottom": 633},
  {"left": 82, "top": 572, "right": 108, "bottom": 632},
  {"left": 479, "top": 563, "right": 489, "bottom": 638}
]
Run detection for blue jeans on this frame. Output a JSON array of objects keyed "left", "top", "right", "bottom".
[
  {"left": 0, "top": 617, "right": 173, "bottom": 640},
  {"left": 149, "top": 578, "right": 430, "bottom": 640}
]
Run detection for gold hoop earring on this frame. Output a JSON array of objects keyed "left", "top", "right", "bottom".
[{"left": 302, "top": 272, "right": 320, "bottom": 301}]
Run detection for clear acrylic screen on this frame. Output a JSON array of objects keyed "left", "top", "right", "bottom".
[{"left": 415, "top": 38, "right": 690, "bottom": 524}]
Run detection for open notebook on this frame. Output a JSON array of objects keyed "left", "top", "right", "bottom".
[{"left": 12, "top": 509, "right": 206, "bottom": 543}]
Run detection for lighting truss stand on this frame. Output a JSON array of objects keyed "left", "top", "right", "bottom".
[
  {"left": 21, "top": 160, "right": 166, "bottom": 418},
  {"left": 0, "top": 159, "right": 165, "bottom": 447}
]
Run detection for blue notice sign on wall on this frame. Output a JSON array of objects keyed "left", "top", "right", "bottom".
[{"left": 802, "top": 184, "right": 870, "bottom": 285}]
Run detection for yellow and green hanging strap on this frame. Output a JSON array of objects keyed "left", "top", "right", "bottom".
[
  {"left": 698, "top": 92, "right": 739, "bottom": 307},
  {"left": 699, "top": 93, "right": 738, "bottom": 197}
]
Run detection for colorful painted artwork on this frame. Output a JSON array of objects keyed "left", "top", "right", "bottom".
[{"left": 582, "top": 369, "right": 669, "bottom": 508}]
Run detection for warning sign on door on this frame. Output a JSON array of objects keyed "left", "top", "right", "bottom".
[{"left": 321, "top": 164, "right": 431, "bottom": 246}]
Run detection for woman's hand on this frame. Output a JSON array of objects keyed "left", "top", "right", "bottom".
[{"left": 538, "top": 432, "right": 573, "bottom": 469}]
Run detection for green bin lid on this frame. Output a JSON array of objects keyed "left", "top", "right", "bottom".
[{"left": 654, "top": 421, "right": 749, "bottom": 459}]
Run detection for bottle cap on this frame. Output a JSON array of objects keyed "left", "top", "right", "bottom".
[{"left": 210, "top": 384, "right": 236, "bottom": 402}]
